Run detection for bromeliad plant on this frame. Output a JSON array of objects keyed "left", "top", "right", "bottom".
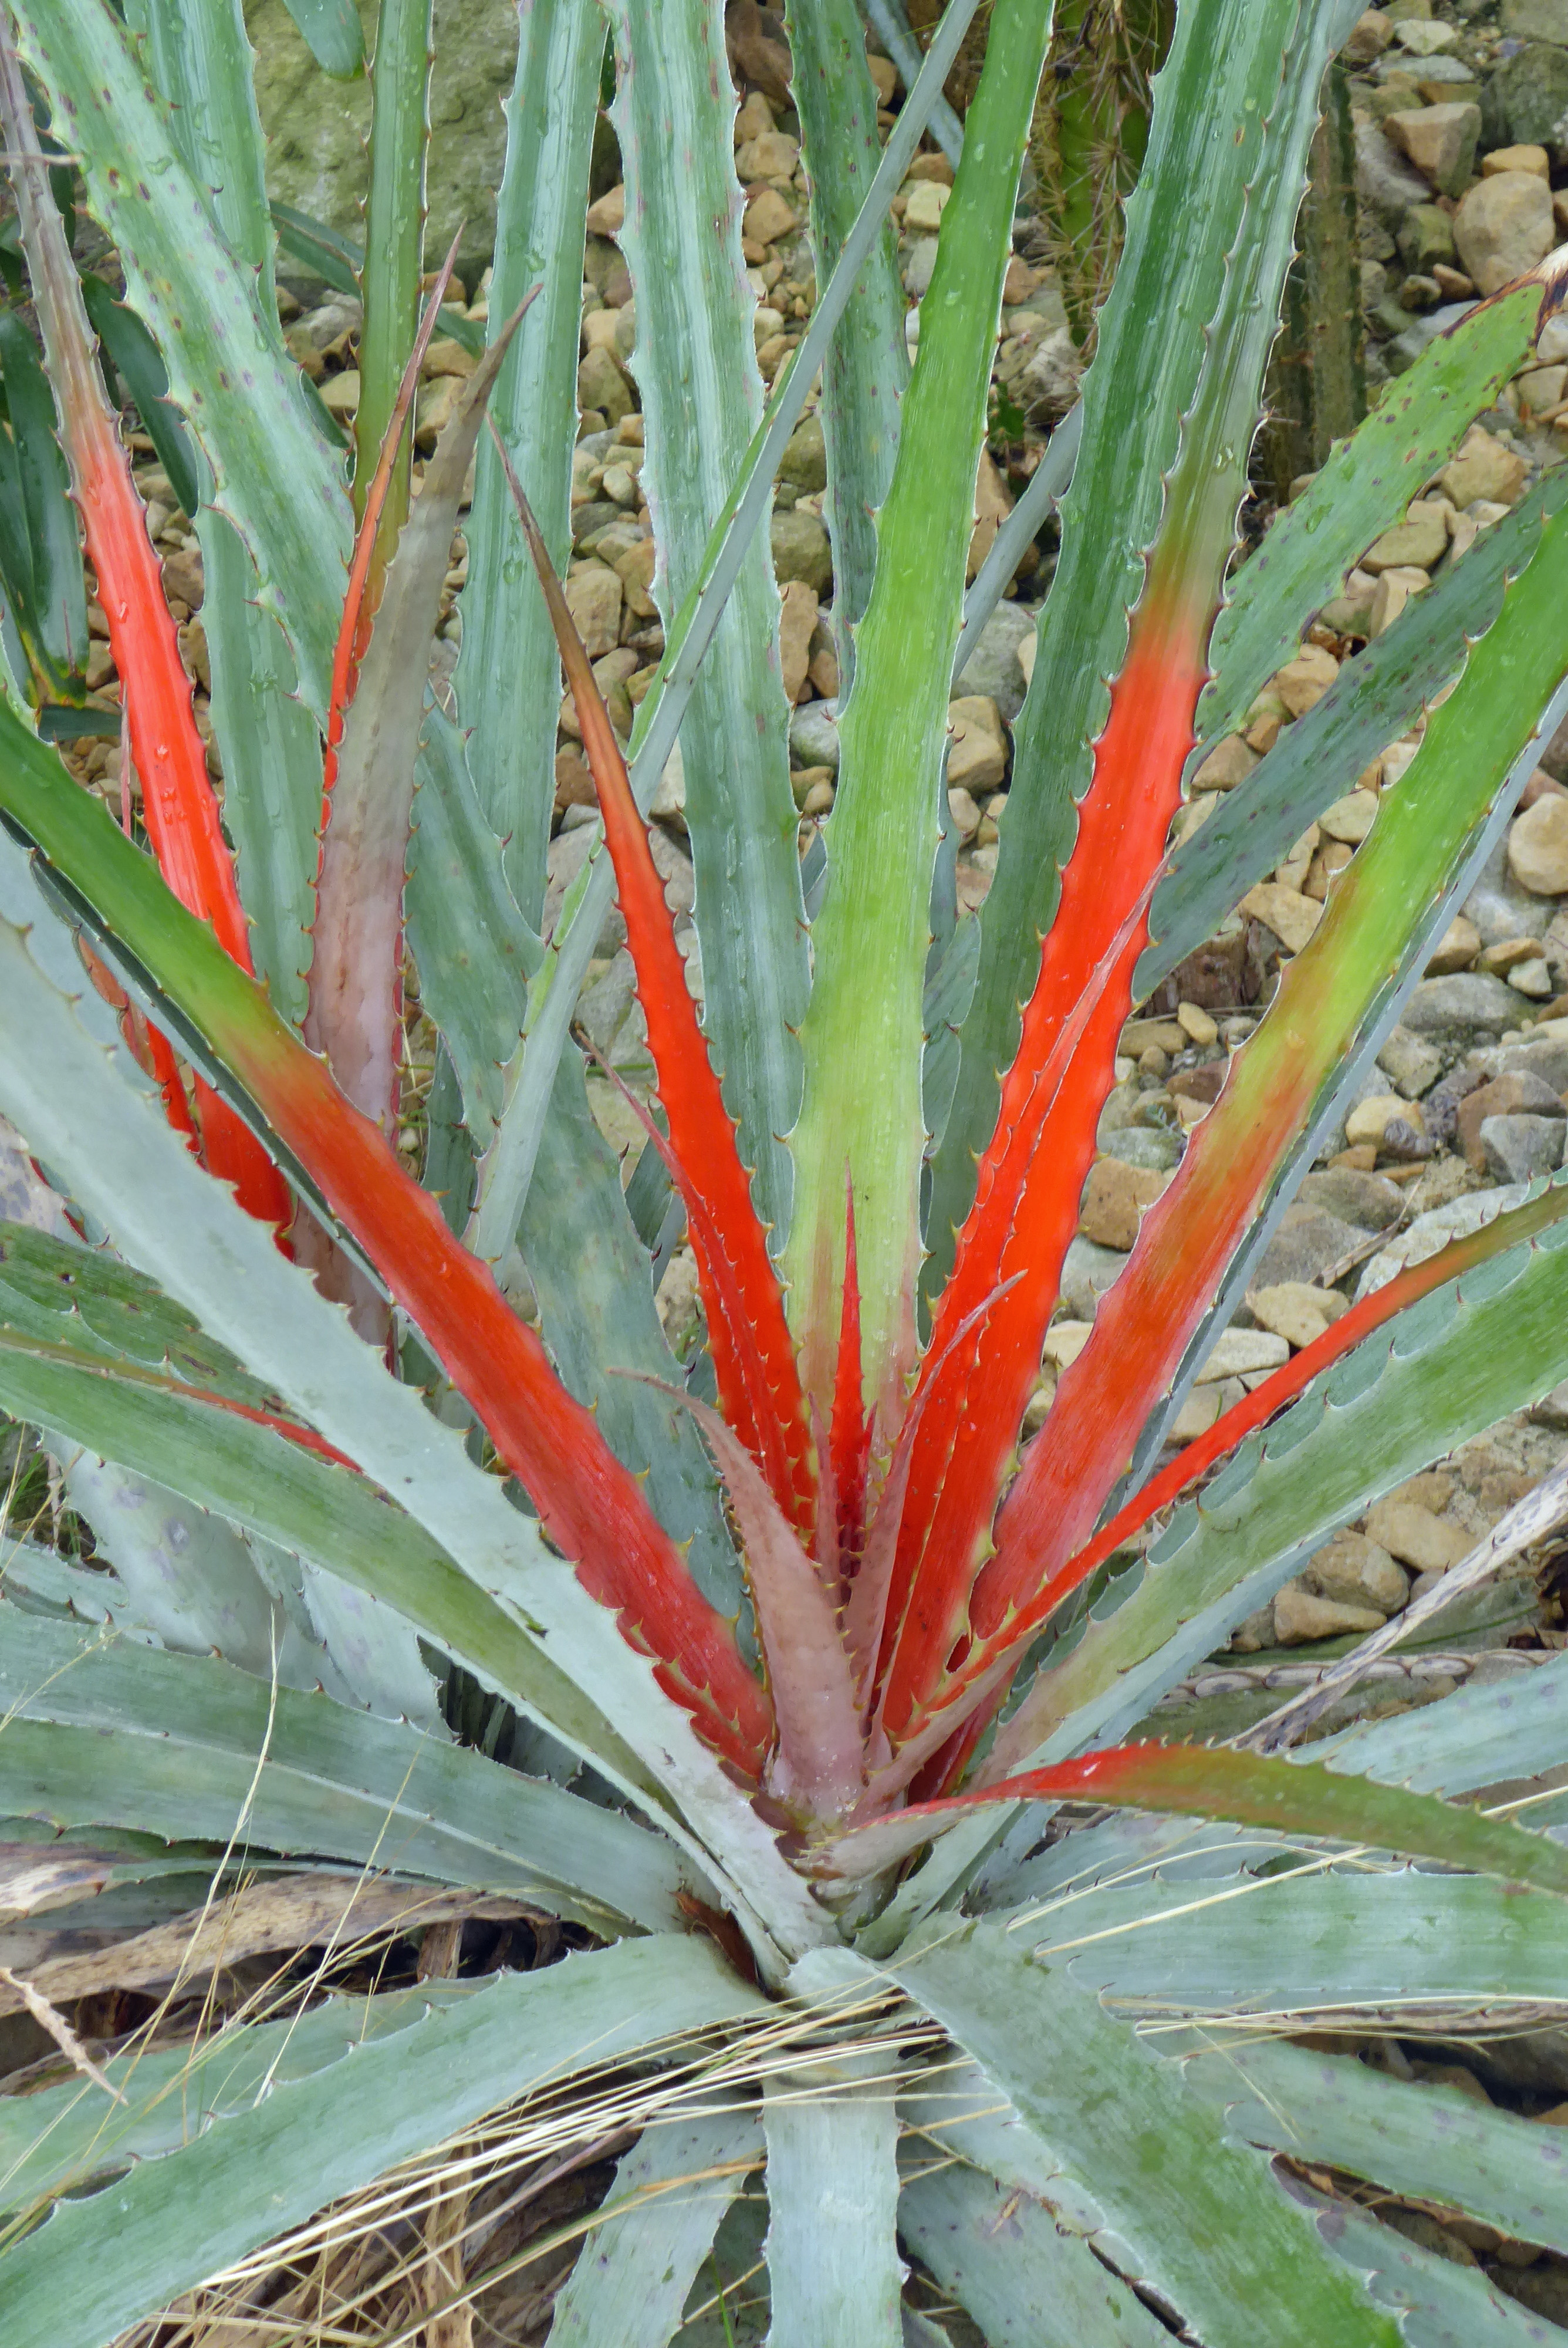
[{"left": 6, "top": 0, "right": 1568, "bottom": 2339}]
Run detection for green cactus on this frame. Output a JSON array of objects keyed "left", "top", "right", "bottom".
[
  {"left": 1029, "top": 0, "right": 1174, "bottom": 350},
  {"left": 1261, "top": 57, "right": 1366, "bottom": 501}
]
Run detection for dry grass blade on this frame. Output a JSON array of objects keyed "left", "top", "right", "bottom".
[
  {"left": 1245, "top": 1450, "right": 1568, "bottom": 1752},
  {"left": 0, "top": 1962, "right": 125, "bottom": 2103},
  {"left": 0, "top": 1877, "right": 539, "bottom": 2020}
]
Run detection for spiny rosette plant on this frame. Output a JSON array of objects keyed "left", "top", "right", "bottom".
[{"left": 3, "top": 0, "right": 1568, "bottom": 2340}]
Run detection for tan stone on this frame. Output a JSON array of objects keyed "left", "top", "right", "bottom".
[
  {"left": 614, "top": 538, "right": 659, "bottom": 620},
  {"left": 581, "top": 308, "right": 621, "bottom": 356},
  {"left": 734, "top": 90, "right": 776, "bottom": 144},
  {"left": 1440, "top": 425, "right": 1528, "bottom": 509},
  {"left": 1369, "top": 565, "right": 1431, "bottom": 636},
  {"left": 1273, "top": 642, "right": 1340, "bottom": 716},
  {"left": 1385, "top": 103, "right": 1480, "bottom": 198},
  {"left": 1478, "top": 935, "right": 1544, "bottom": 974},
  {"left": 422, "top": 335, "right": 476, "bottom": 380},
  {"left": 1509, "top": 794, "right": 1568, "bottom": 895},
  {"left": 947, "top": 695, "right": 1008, "bottom": 793},
  {"left": 1195, "top": 1328, "right": 1290, "bottom": 1383},
  {"left": 1274, "top": 1582, "right": 1386, "bottom": 1644},
  {"left": 1344, "top": 9, "right": 1393, "bottom": 63},
  {"left": 554, "top": 745, "right": 596, "bottom": 811},
  {"left": 790, "top": 765, "right": 834, "bottom": 812},
  {"left": 414, "top": 373, "right": 461, "bottom": 450},
  {"left": 742, "top": 187, "right": 796, "bottom": 248},
  {"left": 1305, "top": 842, "right": 1354, "bottom": 903},
  {"left": 968, "top": 450, "right": 1013, "bottom": 583},
  {"left": 1363, "top": 1497, "right": 1470, "bottom": 1575},
  {"left": 1319, "top": 789, "right": 1379, "bottom": 846},
  {"left": 778, "top": 578, "right": 818, "bottom": 704},
  {"left": 1248, "top": 1280, "right": 1351, "bottom": 1350},
  {"left": 1176, "top": 1001, "right": 1218, "bottom": 1047},
  {"left": 1484, "top": 144, "right": 1550, "bottom": 181},
  {"left": 1273, "top": 822, "right": 1319, "bottom": 895},
  {"left": 1175, "top": 794, "right": 1221, "bottom": 844},
  {"left": 1454, "top": 172, "right": 1554, "bottom": 297},
  {"left": 577, "top": 345, "right": 633, "bottom": 426},
  {"left": 903, "top": 180, "right": 951, "bottom": 233},
  {"left": 1241, "top": 882, "right": 1323, "bottom": 954},
  {"left": 1304, "top": 1529, "right": 1410, "bottom": 1614},
  {"left": 1192, "top": 734, "right": 1259, "bottom": 791},
  {"left": 735, "top": 130, "right": 800, "bottom": 180},
  {"left": 1121, "top": 1017, "right": 1185, "bottom": 1056},
  {"left": 1426, "top": 912, "right": 1481, "bottom": 973},
  {"left": 1361, "top": 498, "right": 1450, "bottom": 573},
  {"left": 1346, "top": 1093, "right": 1423, "bottom": 1148},
  {"left": 1516, "top": 363, "right": 1568, "bottom": 420},
  {"left": 944, "top": 787, "right": 981, "bottom": 843},
  {"left": 1042, "top": 1320, "right": 1093, "bottom": 1370},
  {"left": 563, "top": 562, "right": 623, "bottom": 657},
  {"left": 1078, "top": 1156, "right": 1170, "bottom": 1251},
  {"left": 585, "top": 184, "right": 626, "bottom": 237},
  {"left": 319, "top": 367, "right": 360, "bottom": 419}
]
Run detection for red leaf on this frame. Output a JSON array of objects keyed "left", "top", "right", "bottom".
[
  {"left": 824, "top": 1171, "right": 870, "bottom": 1581},
  {"left": 492, "top": 434, "right": 815, "bottom": 1535},
  {"left": 181, "top": 956, "right": 773, "bottom": 1772},
  {"left": 0, "top": 68, "right": 291, "bottom": 1239},
  {"left": 878, "top": 605, "right": 1205, "bottom": 1740},
  {"left": 319, "top": 235, "right": 462, "bottom": 814},
  {"left": 650, "top": 1379, "right": 864, "bottom": 1822}
]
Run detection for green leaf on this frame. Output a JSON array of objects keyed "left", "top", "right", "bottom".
[
  {"left": 1289, "top": 2191, "right": 1562, "bottom": 2346},
  {"left": 1198, "top": 280, "right": 1556, "bottom": 750},
  {"left": 0, "top": 823, "right": 829, "bottom": 1969},
  {"left": 13, "top": 0, "right": 352, "bottom": 717},
  {"left": 469, "top": 0, "right": 986, "bottom": 1260},
  {"left": 0, "top": 1935, "right": 764, "bottom": 2347},
  {"left": 898, "top": 2160, "right": 1172, "bottom": 2348},
  {"left": 869, "top": 1186, "right": 1568, "bottom": 1938},
  {"left": 278, "top": 0, "right": 364, "bottom": 76},
  {"left": 452, "top": 0, "right": 603, "bottom": 926},
  {"left": 353, "top": 0, "right": 430, "bottom": 547},
  {"left": 270, "top": 198, "right": 360, "bottom": 295},
  {"left": 306, "top": 305, "right": 529, "bottom": 1133},
  {"left": 270, "top": 200, "right": 484, "bottom": 353},
  {"left": 50, "top": 1446, "right": 366, "bottom": 1693},
  {"left": 1009, "top": 1210, "right": 1568, "bottom": 1780},
  {"left": 197, "top": 510, "right": 324, "bottom": 1027},
  {"left": 130, "top": 0, "right": 325, "bottom": 1030},
  {"left": 893, "top": 1921, "right": 1402, "bottom": 2348},
  {"left": 826, "top": 1735, "right": 1568, "bottom": 1901},
  {"left": 0, "top": 1608, "right": 697, "bottom": 1936},
  {"left": 927, "top": 0, "right": 1347, "bottom": 1304},
  {"left": 1025, "top": 1863, "right": 1568, "bottom": 2018},
  {"left": 1321, "top": 1649, "right": 1568, "bottom": 1797},
  {"left": 517, "top": 1047, "right": 744, "bottom": 1624},
  {"left": 762, "top": 2053, "right": 903, "bottom": 2348},
  {"left": 0, "top": 1302, "right": 621, "bottom": 1756},
  {"left": 788, "top": 0, "right": 1051, "bottom": 1423},
  {"left": 78, "top": 274, "right": 198, "bottom": 522},
  {"left": 0, "top": 308, "right": 88, "bottom": 701},
  {"left": 1143, "top": 468, "right": 1568, "bottom": 994},
  {"left": 863, "top": 0, "right": 966, "bottom": 164},
  {"left": 781, "top": 0, "right": 909, "bottom": 674},
  {"left": 547, "top": 2108, "right": 765, "bottom": 2348},
  {"left": 605, "top": 0, "right": 809, "bottom": 1256},
  {"left": 404, "top": 701, "right": 541, "bottom": 1151},
  {"left": 1183, "top": 2037, "right": 1568, "bottom": 2261}
]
